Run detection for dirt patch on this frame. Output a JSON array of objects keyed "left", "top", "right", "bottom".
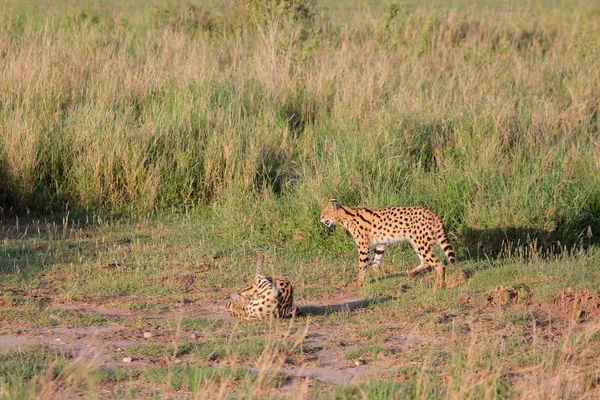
[
  {"left": 3, "top": 288, "right": 597, "bottom": 398},
  {"left": 446, "top": 273, "right": 467, "bottom": 288},
  {"left": 52, "top": 304, "right": 135, "bottom": 318},
  {"left": 0, "top": 334, "right": 38, "bottom": 349},
  {"left": 457, "top": 293, "right": 474, "bottom": 305},
  {"left": 279, "top": 363, "right": 381, "bottom": 386},
  {"left": 550, "top": 287, "right": 600, "bottom": 319},
  {"left": 486, "top": 286, "right": 519, "bottom": 307}
]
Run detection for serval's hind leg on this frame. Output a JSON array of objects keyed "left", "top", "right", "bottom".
[{"left": 407, "top": 239, "right": 446, "bottom": 288}]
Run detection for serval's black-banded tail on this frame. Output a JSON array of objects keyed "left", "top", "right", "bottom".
[
  {"left": 436, "top": 222, "right": 456, "bottom": 264},
  {"left": 255, "top": 254, "right": 265, "bottom": 283}
]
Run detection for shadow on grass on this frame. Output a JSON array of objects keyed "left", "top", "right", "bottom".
[
  {"left": 371, "top": 272, "right": 409, "bottom": 283},
  {"left": 0, "top": 212, "right": 127, "bottom": 278},
  {"left": 457, "top": 225, "right": 600, "bottom": 280},
  {"left": 460, "top": 226, "right": 599, "bottom": 262},
  {"left": 300, "top": 296, "right": 393, "bottom": 316}
]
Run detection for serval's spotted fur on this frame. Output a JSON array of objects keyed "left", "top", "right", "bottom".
[
  {"left": 226, "top": 255, "right": 299, "bottom": 320},
  {"left": 320, "top": 199, "right": 455, "bottom": 288}
]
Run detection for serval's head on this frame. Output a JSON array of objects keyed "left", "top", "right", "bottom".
[{"left": 320, "top": 198, "right": 344, "bottom": 228}]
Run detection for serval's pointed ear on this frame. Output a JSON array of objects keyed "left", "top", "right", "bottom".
[{"left": 328, "top": 198, "right": 340, "bottom": 209}]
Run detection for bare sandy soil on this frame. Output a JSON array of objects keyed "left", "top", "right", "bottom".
[{"left": 1, "top": 286, "right": 599, "bottom": 395}]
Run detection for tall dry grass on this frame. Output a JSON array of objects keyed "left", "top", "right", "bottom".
[{"left": 0, "top": 0, "right": 599, "bottom": 251}]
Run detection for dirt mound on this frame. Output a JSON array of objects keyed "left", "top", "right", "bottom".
[
  {"left": 486, "top": 286, "right": 518, "bottom": 307},
  {"left": 457, "top": 293, "right": 474, "bottom": 305},
  {"left": 422, "top": 272, "right": 466, "bottom": 288},
  {"left": 446, "top": 273, "right": 467, "bottom": 288},
  {"left": 551, "top": 287, "right": 600, "bottom": 319}
]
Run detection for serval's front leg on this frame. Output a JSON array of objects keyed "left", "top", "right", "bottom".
[
  {"left": 372, "top": 244, "right": 389, "bottom": 274},
  {"left": 357, "top": 241, "right": 370, "bottom": 285}
]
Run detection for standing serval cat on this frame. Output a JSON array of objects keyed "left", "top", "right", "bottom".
[
  {"left": 226, "top": 255, "right": 299, "bottom": 320},
  {"left": 320, "top": 199, "right": 455, "bottom": 288}
]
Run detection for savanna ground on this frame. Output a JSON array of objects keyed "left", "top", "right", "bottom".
[{"left": 1, "top": 0, "right": 600, "bottom": 398}]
